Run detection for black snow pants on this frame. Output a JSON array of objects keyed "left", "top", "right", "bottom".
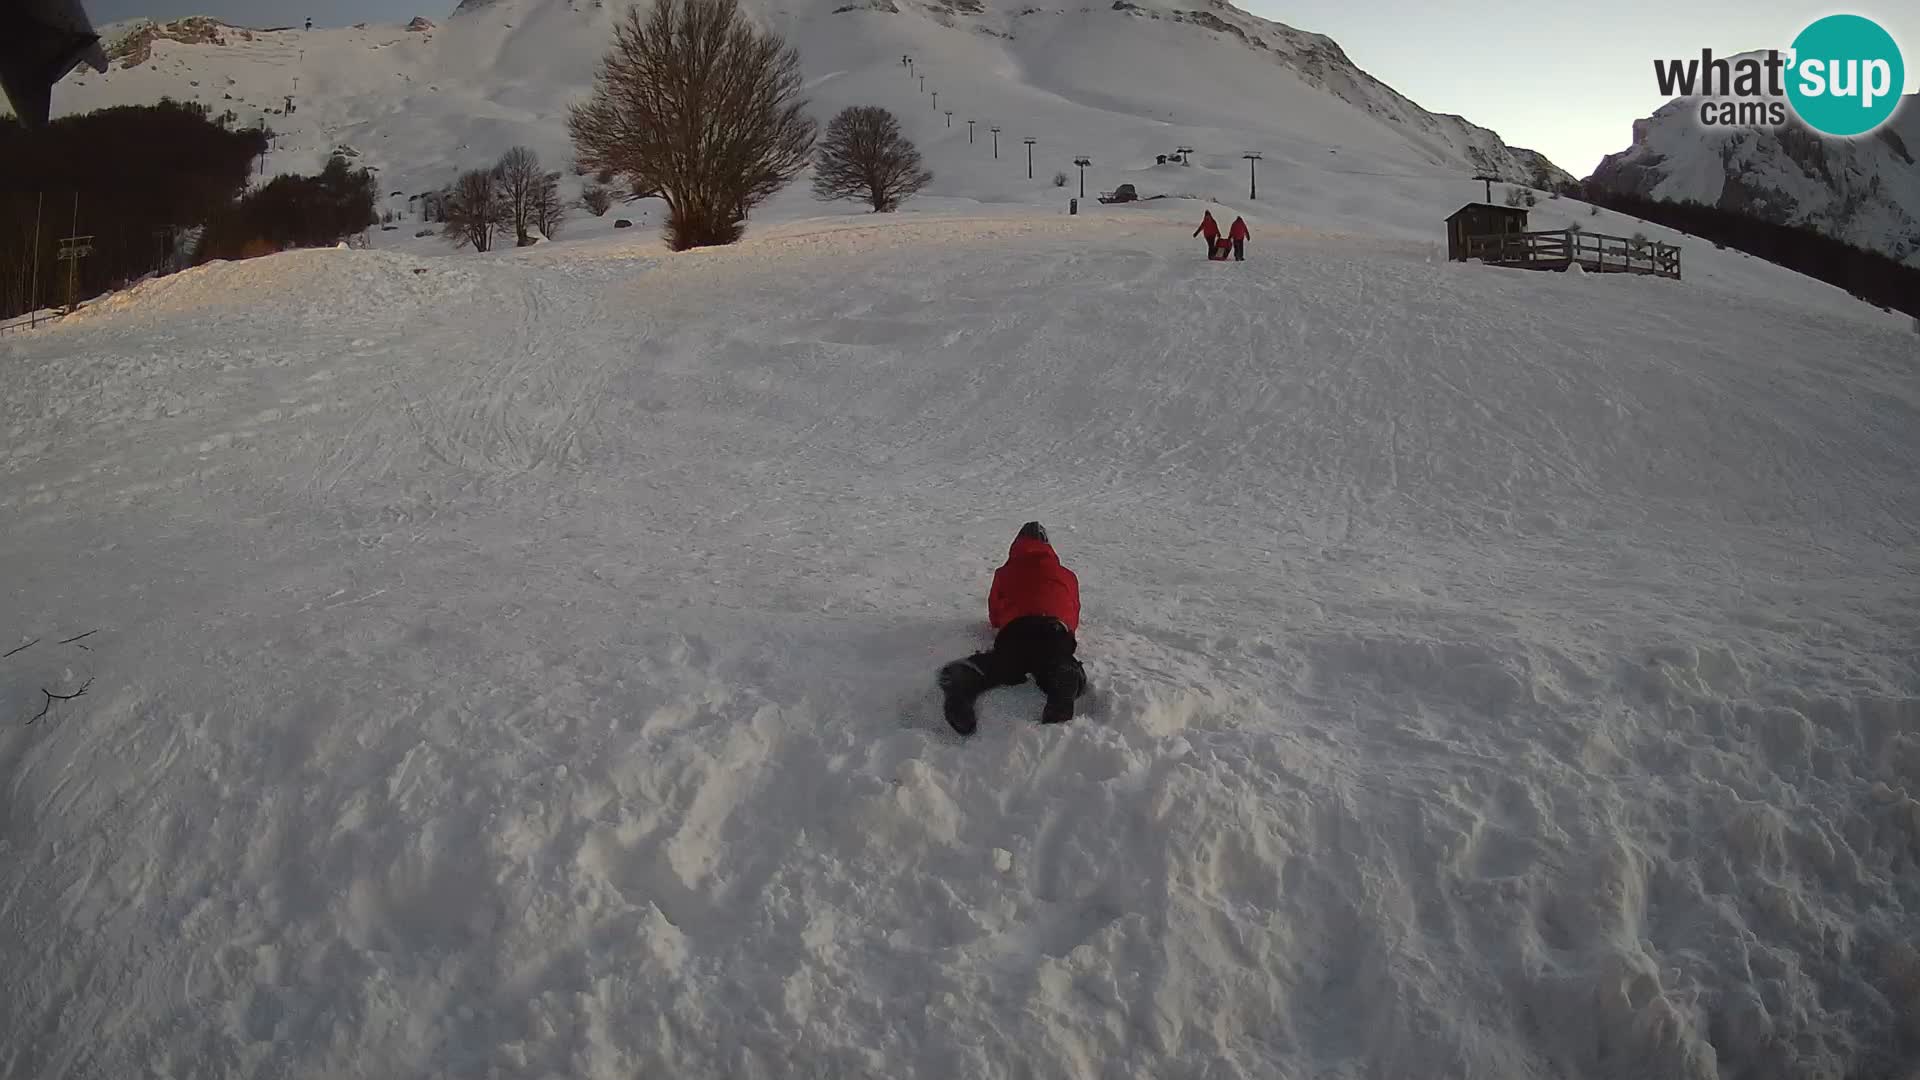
[{"left": 940, "top": 615, "right": 1088, "bottom": 732}]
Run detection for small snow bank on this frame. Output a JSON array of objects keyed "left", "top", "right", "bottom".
[{"left": 65, "top": 248, "right": 488, "bottom": 325}]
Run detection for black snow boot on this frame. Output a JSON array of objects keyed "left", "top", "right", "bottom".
[
  {"left": 1036, "top": 660, "right": 1086, "bottom": 725},
  {"left": 1040, "top": 688, "right": 1075, "bottom": 725},
  {"left": 938, "top": 659, "right": 987, "bottom": 736}
]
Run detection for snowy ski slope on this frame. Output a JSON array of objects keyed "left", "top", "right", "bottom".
[
  {"left": 3, "top": 200, "right": 1918, "bottom": 1078},
  {"left": 4, "top": 1, "right": 1920, "bottom": 1077}
]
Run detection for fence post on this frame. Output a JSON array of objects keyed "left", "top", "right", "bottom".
[
  {"left": 29, "top": 192, "right": 43, "bottom": 329},
  {"left": 66, "top": 193, "right": 78, "bottom": 314}
]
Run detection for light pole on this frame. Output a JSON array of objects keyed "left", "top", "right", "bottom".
[
  {"left": 1243, "top": 151, "right": 1262, "bottom": 199},
  {"left": 1073, "top": 156, "right": 1090, "bottom": 198},
  {"left": 990, "top": 126, "right": 1000, "bottom": 158},
  {"left": 931, "top": 91, "right": 938, "bottom": 110},
  {"left": 919, "top": 75, "right": 925, "bottom": 92},
  {"left": 967, "top": 119, "right": 975, "bottom": 143},
  {"left": 944, "top": 110, "right": 953, "bottom": 128},
  {"left": 1023, "top": 137, "right": 1036, "bottom": 179}
]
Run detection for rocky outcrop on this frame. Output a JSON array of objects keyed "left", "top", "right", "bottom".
[{"left": 109, "top": 18, "right": 255, "bottom": 69}]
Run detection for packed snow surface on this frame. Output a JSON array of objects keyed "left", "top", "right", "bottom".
[{"left": 3, "top": 202, "right": 1917, "bottom": 1078}]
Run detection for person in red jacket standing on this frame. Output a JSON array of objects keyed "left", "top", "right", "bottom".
[
  {"left": 1194, "top": 210, "right": 1221, "bottom": 259},
  {"left": 1228, "top": 215, "right": 1250, "bottom": 261},
  {"left": 937, "top": 522, "right": 1088, "bottom": 735}
]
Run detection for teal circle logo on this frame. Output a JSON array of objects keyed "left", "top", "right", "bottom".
[{"left": 1786, "top": 14, "right": 1905, "bottom": 136}]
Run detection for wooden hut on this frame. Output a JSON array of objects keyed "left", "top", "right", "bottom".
[
  {"left": 1446, "top": 203, "right": 1530, "bottom": 261},
  {"left": 1445, "top": 201, "right": 1684, "bottom": 279}
]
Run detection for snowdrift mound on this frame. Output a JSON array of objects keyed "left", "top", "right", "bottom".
[{"left": 3, "top": 210, "right": 1916, "bottom": 1077}]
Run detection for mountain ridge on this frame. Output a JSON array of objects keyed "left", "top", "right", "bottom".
[
  {"left": 1587, "top": 72, "right": 1920, "bottom": 267},
  {"left": 35, "top": 0, "right": 1571, "bottom": 202}
]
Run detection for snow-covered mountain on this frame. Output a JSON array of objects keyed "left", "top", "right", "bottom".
[
  {"left": 1589, "top": 84, "right": 1920, "bottom": 266},
  {"left": 33, "top": 0, "right": 1571, "bottom": 205}
]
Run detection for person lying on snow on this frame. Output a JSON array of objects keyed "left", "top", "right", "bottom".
[{"left": 937, "top": 522, "right": 1089, "bottom": 736}]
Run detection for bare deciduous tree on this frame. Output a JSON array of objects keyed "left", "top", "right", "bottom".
[
  {"left": 443, "top": 168, "right": 504, "bottom": 252},
  {"left": 811, "top": 106, "right": 932, "bottom": 213},
  {"left": 534, "top": 170, "right": 566, "bottom": 239},
  {"left": 567, "top": 0, "right": 816, "bottom": 250},
  {"left": 495, "top": 146, "right": 548, "bottom": 246},
  {"left": 582, "top": 184, "right": 614, "bottom": 216}
]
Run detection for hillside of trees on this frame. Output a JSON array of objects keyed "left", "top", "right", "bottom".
[
  {"left": 1, "top": 100, "right": 265, "bottom": 319},
  {"left": 196, "top": 154, "right": 379, "bottom": 262},
  {"left": 1570, "top": 183, "right": 1920, "bottom": 320},
  {"left": 2, "top": 99, "right": 377, "bottom": 321}
]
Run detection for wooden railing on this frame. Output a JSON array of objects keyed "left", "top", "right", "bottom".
[
  {"left": 0, "top": 311, "right": 62, "bottom": 334},
  {"left": 1463, "top": 229, "right": 1681, "bottom": 279}
]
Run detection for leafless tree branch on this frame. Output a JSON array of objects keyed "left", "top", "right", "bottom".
[{"left": 28, "top": 676, "right": 93, "bottom": 726}]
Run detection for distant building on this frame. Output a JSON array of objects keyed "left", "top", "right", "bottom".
[
  {"left": 1447, "top": 201, "right": 1681, "bottom": 278},
  {"left": 1444, "top": 203, "right": 1529, "bottom": 262}
]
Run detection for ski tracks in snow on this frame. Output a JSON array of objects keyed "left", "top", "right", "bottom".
[
  {"left": 311, "top": 259, "right": 640, "bottom": 492},
  {"left": 3, "top": 216, "right": 1918, "bottom": 1079}
]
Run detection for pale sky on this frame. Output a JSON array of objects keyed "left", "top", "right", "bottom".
[{"left": 83, "top": 0, "right": 1920, "bottom": 177}]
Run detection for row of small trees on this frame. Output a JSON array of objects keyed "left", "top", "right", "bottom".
[
  {"left": 567, "top": 0, "right": 931, "bottom": 251},
  {"left": 429, "top": 147, "right": 568, "bottom": 252}
]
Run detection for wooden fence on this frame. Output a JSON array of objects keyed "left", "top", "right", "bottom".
[
  {"left": 1462, "top": 229, "right": 1681, "bottom": 280},
  {"left": 0, "top": 311, "right": 61, "bottom": 335}
]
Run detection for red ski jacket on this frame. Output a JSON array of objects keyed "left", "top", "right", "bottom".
[
  {"left": 1194, "top": 212, "right": 1220, "bottom": 241},
  {"left": 1228, "top": 217, "right": 1250, "bottom": 241},
  {"left": 989, "top": 535, "right": 1081, "bottom": 633}
]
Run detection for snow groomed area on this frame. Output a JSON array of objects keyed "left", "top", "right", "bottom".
[{"left": 4, "top": 203, "right": 1918, "bottom": 1078}]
